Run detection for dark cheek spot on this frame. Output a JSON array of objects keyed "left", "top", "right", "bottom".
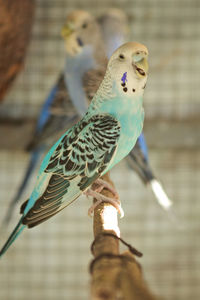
[
  {"left": 123, "top": 87, "right": 128, "bottom": 92},
  {"left": 132, "top": 88, "right": 135, "bottom": 92},
  {"left": 77, "top": 37, "right": 84, "bottom": 47}
]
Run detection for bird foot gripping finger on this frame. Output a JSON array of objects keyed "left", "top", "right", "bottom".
[
  {"left": 85, "top": 189, "right": 124, "bottom": 218},
  {"left": 91, "top": 178, "right": 119, "bottom": 199}
]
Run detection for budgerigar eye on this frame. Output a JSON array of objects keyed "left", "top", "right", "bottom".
[
  {"left": 82, "top": 23, "right": 88, "bottom": 29},
  {"left": 119, "top": 54, "right": 125, "bottom": 59}
]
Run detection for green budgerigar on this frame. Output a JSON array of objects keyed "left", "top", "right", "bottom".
[{"left": 0, "top": 41, "right": 148, "bottom": 257}]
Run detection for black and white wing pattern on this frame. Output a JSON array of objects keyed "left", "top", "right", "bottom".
[{"left": 21, "top": 114, "right": 120, "bottom": 227}]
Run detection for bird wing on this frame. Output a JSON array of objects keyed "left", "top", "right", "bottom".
[
  {"left": 82, "top": 65, "right": 107, "bottom": 103},
  {"left": 21, "top": 114, "right": 121, "bottom": 227},
  {"left": 27, "top": 73, "right": 79, "bottom": 151},
  {"left": 29, "top": 66, "right": 108, "bottom": 151},
  {"left": 5, "top": 68, "right": 106, "bottom": 226}
]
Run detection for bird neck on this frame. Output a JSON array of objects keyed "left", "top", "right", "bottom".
[
  {"left": 87, "top": 67, "right": 113, "bottom": 113},
  {"left": 88, "top": 67, "right": 144, "bottom": 123}
]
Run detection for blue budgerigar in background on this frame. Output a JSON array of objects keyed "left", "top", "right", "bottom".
[
  {"left": 99, "top": 8, "right": 172, "bottom": 211},
  {"left": 98, "top": 8, "right": 129, "bottom": 59},
  {"left": 0, "top": 41, "right": 149, "bottom": 256},
  {"left": 3, "top": 10, "right": 108, "bottom": 225}
]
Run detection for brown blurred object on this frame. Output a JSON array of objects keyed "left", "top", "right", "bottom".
[{"left": 0, "top": 0, "right": 35, "bottom": 101}]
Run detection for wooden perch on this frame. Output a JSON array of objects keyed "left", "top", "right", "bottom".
[{"left": 90, "top": 172, "right": 157, "bottom": 300}]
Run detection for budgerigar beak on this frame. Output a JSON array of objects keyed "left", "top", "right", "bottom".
[
  {"left": 132, "top": 51, "right": 148, "bottom": 77},
  {"left": 61, "top": 23, "right": 74, "bottom": 39}
]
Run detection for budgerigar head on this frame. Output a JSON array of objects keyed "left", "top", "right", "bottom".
[
  {"left": 61, "top": 10, "right": 105, "bottom": 58},
  {"left": 98, "top": 9, "right": 129, "bottom": 58},
  {"left": 107, "top": 41, "right": 148, "bottom": 97}
]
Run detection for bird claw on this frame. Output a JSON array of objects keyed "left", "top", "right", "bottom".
[
  {"left": 91, "top": 178, "right": 119, "bottom": 199},
  {"left": 84, "top": 189, "right": 124, "bottom": 218}
]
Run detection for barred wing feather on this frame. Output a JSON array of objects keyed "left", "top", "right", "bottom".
[{"left": 21, "top": 114, "right": 120, "bottom": 227}]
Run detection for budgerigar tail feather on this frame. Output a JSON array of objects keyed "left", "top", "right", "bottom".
[
  {"left": 2, "top": 149, "right": 42, "bottom": 226},
  {"left": 150, "top": 179, "right": 173, "bottom": 210},
  {"left": 137, "top": 133, "right": 149, "bottom": 161},
  {"left": 126, "top": 150, "right": 173, "bottom": 210},
  {"left": 0, "top": 217, "right": 25, "bottom": 257},
  {"left": 126, "top": 149, "right": 154, "bottom": 184}
]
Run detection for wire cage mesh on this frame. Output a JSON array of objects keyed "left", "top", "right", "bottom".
[{"left": 0, "top": 0, "right": 200, "bottom": 299}]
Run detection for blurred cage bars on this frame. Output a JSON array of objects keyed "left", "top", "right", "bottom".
[{"left": 0, "top": 0, "right": 200, "bottom": 300}]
